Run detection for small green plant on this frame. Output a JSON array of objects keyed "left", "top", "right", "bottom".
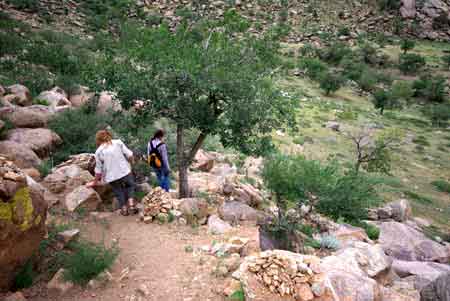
[
  {"left": 293, "top": 136, "right": 305, "bottom": 145},
  {"left": 318, "top": 42, "right": 352, "bottom": 65},
  {"left": 229, "top": 285, "right": 246, "bottom": 301},
  {"left": 355, "top": 222, "right": 380, "bottom": 240},
  {"left": 62, "top": 241, "right": 118, "bottom": 286},
  {"left": 421, "top": 103, "right": 450, "bottom": 127},
  {"left": 299, "top": 58, "right": 328, "bottom": 81},
  {"left": 442, "top": 54, "right": 450, "bottom": 69},
  {"left": 403, "top": 191, "right": 434, "bottom": 205},
  {"left": 319, "top": 72, "right": 344, "bottom": 95},
  {"left": 431, "top": 180, "right": 450, "bottom": 193},
  {"left": 184, "top": 245, "right": 194, "bottom": 253},
  {"left": 400, "top": 39, "right": 415, "bottom": 54},
  {"left": 33, "top": 98, "right": 50, "bottom": 106},
  {"left": 357, "top": 69, "right": 378, "bottom": 92},
  {"left": 390, "top": 80, "right": 414, "bottom": 102},
  {"left": 378, "top": 0, "right": 401, "bottom": 11},
  {"left": 398, "top": 53, "right": 426, "bottom": 75},
  {"left": 304, "top": 238, "right": 321, "bottom": 249},
  {"left": 13, "top": 260, "right": 35, "bottom": 290},
  {"left": 319, "top": 235, "right": 340, "bottom": 250},
  {"left": 37, "top": 159, "right": 52, "bottom": 177}
]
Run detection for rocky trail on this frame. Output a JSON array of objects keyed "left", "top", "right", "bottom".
[{"left": 28, "top": 216, "right": 259, "bottom": 301}]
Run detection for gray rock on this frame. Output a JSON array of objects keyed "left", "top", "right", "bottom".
[
  {"left": 392, "top": 260, "right": 450, "bottom": 291},
  {"left": 36, "top": 88, "right": 71, "bottom": 112},
  {"left": 379, "top": 221, "right": 449, "bottom": 263},
  {"left": 219, "top": 201, "right": 261, "bottom": 224},
  {"left": 401, "top": 0, "right": 416, "bottom": 18},
  {"left": 47, "top": 269, "right": 74, "bottom": 295},
  {"left": 0, "top": 141, "right": 41, "bottom": 169},
  {"left": 208, "top": 214, "right": 232, "bottom": 235},
  {"left": 421, "top": 272, "right": 450, "bottom": 301},
  {"left": 4, "top": 84, "right": 32, "bottom": 106},
  {"left": 0, "top": 105, "right": 52, "bottom": 128},
  {"left": 5, "top": 128, "right": 62, "bottom": 158},
  {"left": 325, "top": 121, "right": 340, "bottom": 131},
  {"left": 65, "top": 186, "right": 102, "bottom": 212}
]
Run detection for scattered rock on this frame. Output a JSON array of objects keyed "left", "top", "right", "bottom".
[
  {"left": 400, "top": 0, "right": 416, "bottom": 18},
  {"left": 69, "top": 85, "right": 94, "bottom": 107},
  {"left": 379, "top": 221, "right": 449, "bottom": 263},
  {"left": 87, "top": 271, "right": 113, "bottom": 289},
  {"left": 192, "top": 149, "right": 215, "bottom": 172},
  {"left": 36, "top": 87, "right": 72, "bottom": 112},
  {"left": 0, "top": 141, "right": 42, "bottom": 169},
  {"left": 223, "top": 278, "right": 242, "bottom": 297},
  {"left": 140, "top": 188, "right": 175, "bottom": 223},
  {"left": 47, "top": 269, "right": 74, "bottom": 295},
  {"left": 208, "top": 214, "right": 232, "bottom": 235},
  {"left": 0, "top": 105, "right": 52, "bottom": 128},
  {"left": 421, "top": 272, "right": 450, "bottom": 301},
  {"left": 65, "top": 186, "right": 102, "bottom": 212},
  {"left": 97, "top": 91, "right": 121, "bottom": 114},
  {"left": 325, "top": 121, "right": 340, "bottom": 131},
  {"left": 392, "top": 260, "right": 450, "bottom": 291},
  {"left": 4, "top": 84, "right": 32, "bottom": 107},
  {"left": 178, "top": 197, "right": 210, "bottom": 223},
  {"left": 57, "top": 229, "right": 80, "bottom": 244},
  {"left": 136, "top": 182, "right": 152, "bottom": 194},
  {"left": 136, "top": 283, "right": 150, "bottom": 297},
  {"left": 371, "top": 199, "right": 412, "bottom": 222},
  {"left": 219, "top": 201, "right": 262, "bottom": 224},
  {"left": 329, "top": 223, "right": 370, "bottom": 245},
  {"left": 3, "top": 292, "right": 27, "bottom": 301},
  {"left": 5, "top": 128, "right": 62, "bottom": 158}
]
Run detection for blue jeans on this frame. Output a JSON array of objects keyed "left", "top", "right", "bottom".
[{"left": 155, "top": 169, "right": 170, "bottom": 192}]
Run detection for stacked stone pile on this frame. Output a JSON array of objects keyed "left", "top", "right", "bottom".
[
  {"left": 0, "top": 155, "right": 26, "bottom": 198},
  {"left": 245, "top": 252, "right": 323, "bottom": 300},
  {"left": 140, "top": 188, "right": 174, "bottom": 223}
]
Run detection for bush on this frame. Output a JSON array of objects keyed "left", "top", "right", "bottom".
[
  {"left": 372, "top": 89, "right": 400, "bottom": 115},
  {"left": 398, "top": 53, "right": 426, "bottom": 75},
  {"left": 431, "top": 179, "right": 450, "bottom": 193},
  {"left": 13, "top": 260, "right": 35, "bottom": 290},
  {"left": 48, "top": 105, "right": 112, "bottom": 164},
  {"left": 341, "top": 57, "right": 366, "bottom": 81},
  {"left": 413, "top": 75, "right": 447, "bottom": 103},
  {"left": 62, "top": 241, "right": 118, "bottom": 286},
  {"left": 316, "top": 171, "right": 380, "bottom": 222},
  {"left": 0, "top": 31, "right": 24, "bottom": 55},
  {"left": 390, "top": 80, "right": 414, "bottom": 101},
  {"left": 6, "top": 0, "right": 39, "bottom": 10},
  {"left": 37, "top": 160, "right": 53, "bottom": 178},
  {"left": 422, "top": 103, "right": 450, "bottom": 127},
  {"left": 442, "top": 54, "right": 450, "bottom": 69},
  {"left": 355, "top": 221, "right": 380, "bottom": 240},
  {"left": 359, "top": 43, "right": 379, "bottom": 66},
  {"left": 299, "top": 58, "right": 328, "bottom": 81},
  {"left": 317, "top": 42, "right": 352, "bottom": 65},
  {"left": 378, "top": 0, "right": 401, "bottom": 11},
  {"left": 400, "top": 39, "right": 415, "bottom": 54},
  {"left": 357, "top": 69, "right": 378, "bottom": 92},
  {"left": 319, "top": 72, "right": 344, "bottom": 95}
]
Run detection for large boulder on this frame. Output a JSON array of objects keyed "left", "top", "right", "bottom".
[
  {"left": 69, "top": 85, "right": 94, "bottom": 108},
  {"left": 329, "top": 223, "right": 370, "bottom": 245},
  {"left": 178, "top": 197, "right": 210, "bottom": 222},
  {"left": 0, "top": 140, "right": 42, "bottom": 168},
  {"left": 0, "top": 105, "right": 52, "bottom": 128},
  {"left": 0, "top": 157, "right": 47, "bottom": 291},
  {"left": 421, "top": 272, "right": 450, "bottom": 301},
  {"left": 192, "top": 149, "right": 215, "bottom": 172},
  {"left": 43, "top": 164, "right": 94, "bottom": 194},
  {"left": 392, "top": 260, "right": 450, "bottom": 291},
  {"left": 401, "top": 0, "right": 417, "bottom": 18},
  {"left": 379, "top": 221, "right": 449, "bottom": 263},
  {"left": 372, "top": 199, "right": 412, "bottom": 222},
  {"left": 5, "top": 128, "right": 62, "bottom": 158},
  {"left": 219, "top": 201, "right": 262, "bottom": 224},
  {"left": 3, "top": 84, "right": 32, "bottom": 107},
  {"left": 65, "top": 186, "right": 102, "bottom": 212},
  {"left": 36, "top": 87, "right": 71, "bottom": 113},
  {"left": 97, "top": 91, "right": 121, "bottom": 114},
  {"left": 208, "top": 214, "right": 232, "bottom": 235},
  {"left": 54, "top": 153, "right": 95, "bottom": 175},
  {"left": 232, "top": 183, "right": 264, "bottom": 208}
]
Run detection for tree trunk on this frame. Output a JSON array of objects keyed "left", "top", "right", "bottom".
[
  {"left": 177, "top": 124, "right": 189, "bottom": 198},
  {"left": 380, "top": 107, "right": 384, "bottom": 115}
]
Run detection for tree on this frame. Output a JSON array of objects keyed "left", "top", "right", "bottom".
[
  {"left": 398, "top": 53, "right": 426, "bottom": 75},
  {"left": 345, "top": 129, "right": 402, "bottom": 174},
  {"left": 371, "top": 88, "right": 401, "bottom": 115},
  {"left": 319, "top": 72, "right": 344, "bottom": 95},
  {"left": 400, "top": 39, "right": 415, "bottom": 54},
  {"left": 85, "top": 15, "right": 297, "bottom": 198}
]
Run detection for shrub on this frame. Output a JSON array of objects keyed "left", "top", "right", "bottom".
[
  {"left": 337, "top": 26, "right": 350, "bottom": 36},
  {"left": 357, "top": 69, "right": 378, "bottom": 92},
  {"left": 378, "top": 0, "right": 401, "bottom": 11},
  {"left": 372, "top": 89, "right": 397, "bottom": 115},
  {"left": 398, "top": 53, "right": 426, "bottom": 75},
  {"left": 37, "top": 160, "right": 53, "bottom": 178},
  {"left": 390, "top": 80, "right": 414, "bottom": 102},
  {"left": 319, "top": 72, "right": 344, "bottom": 95},
  {"left": 431, "top": 179, "right": 450, "bottom": 193},
  {"left": 355, "top": 222, "right": 380, "bottom": 240},
  {"left": 316, "top": 171, "right": 380, "bottom": 222},
  {"left": 298, "top": 58, "right": 328, "bottom": 81},
  {"left": 422, "top": 103, "right": 450, "bottom": 127},
  {"left": 318, "top": 42, "right": 352, "bottom": 65},
  {"left": 400, "top": 39, "right": 415, "bottom": 54},
  {"left": 48, "top": 105, "right": 112, "bottom": 164},
  {"left": 6, "top": 0, "right": 39, "bottom": 10},
  {"left": 442, "top": 54, "right": 450, "bottom": 69},
  {"left": 413, "top": 75, "right": 447, "bottom": 103},
  {"left": 13, "top": 260, "right": 35, "bottom": 290},
  {"left": 359, "top": 43, "right": 379, "bottom": 66},
  {"left": 0, "top": 31, "right": 24, "bottom": 55},
  {"left": 319, "top": 235, "right": 340, "bottom": 250},
  {"left": 341, "top": 57, "right": 366, "bottom": 81},
  {"left": 412, "top": 135, "right": 430, "bottom": 146},
  {"left": 62, "top": 241, "right": 118, "bottom": 286}
]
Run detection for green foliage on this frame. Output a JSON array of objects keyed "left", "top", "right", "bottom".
[
  {"left": 13, "top": 260, "right": 35, "bottom": 290},
  {"left": 398, "top": 53, "right": 426, "bottom": 75},
  {"left": 6, "top": 0, "right": 39, "bottom": 10},
  {"left": 319, "top": 235, "right": 340, "bottom": 250},
  {"left": 359, "top": 43, "right": 379, "bottom": 66},
  {"left": 48, "top": 105, "right": 111, "bottom": 164},
  {"left": 304, "top": 238, "right": 321, "bottom": 249},
  {"left": 0, "top": 119, "right": 15, "bottom": 139},
  {"left": 372, "top": 89, "right": 399, "bottom": 115},
  {"left": 431, "top": 180, "right": 450, "bottom": 193},
  {"left": 400, "top": 39, "right": 415, "bottom": 54},
  {"left": 413, "top": 75, "right": 447, "bottom": 103},
  {"left": 412, "top": 135, "right": 430, "bottom": 146},
  {"left": 378, "top": 0, "right": 401, "bottom": 11},
  {"left": 63, "top": 241, "right": 118, "bottom": 286},
  {"left": 357, "top": 69, "right": 378, "bottom": 92},
  {"left": 81, "top": 0, "right": 136, "bottom": 30},
  {"left": 390, "top": 80, "right": 414, "bottom": 102},
  {"left": 319, "top": 72, "right": 344, "bottom": 95},
  {"left": 316, "top": 171, "right": 380, "bottom": 222},
  {"left": 299, "top": 58, "right": 328, "bottom": 81},
  {"left": 403, "top": 191, "right": 434, "bottom": 204},
  {"left": 421, "top": 103, "right": 450, "bottom": 127},
  {"left": 432, "top": 11, "right": 450, "bottom": 30},
  {"left": 229, "top": 286, "right": 246, "bottom": 301},
  {"left": 0, "top": 31, "right": 24, "bottom": 55},
  {"left": 354, "top": 221, "right": 380, "bottom": 240},
  {"left": 37, "top": 160, "right": 53, "bottom": 178},
  {"left": 317, "top": 42, "right": 352, "bottom": 65},
  {"left": 442, "top": 54, "right": 450, "bottom": 69},
  {"left": 33, "top": 98, "right": 50, "bottom": 106}
]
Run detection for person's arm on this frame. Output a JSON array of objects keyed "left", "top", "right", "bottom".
[
  {"left": 119, "top": 140, "right": 134, "bottom": 163},
  {"left": 160, "top": 144, "right": 170, "bottom": 173},
  {"left": 88, "top": 151, "right": 103, "bottom": 187}
]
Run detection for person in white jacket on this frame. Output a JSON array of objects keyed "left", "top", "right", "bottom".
[{"left": 87, "top": 130, "right": 137, "bottom": 216}]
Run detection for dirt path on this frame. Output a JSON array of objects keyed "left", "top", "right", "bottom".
[{"left": 28, "top": 214, "right": 258, "bottom": 301}]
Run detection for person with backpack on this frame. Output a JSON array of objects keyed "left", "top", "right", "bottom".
[
  {"left": 87, "top": 130, "right": 138, "bottom": 216},
  {"left": 147, "top": 129, "right": 171, "bottom": 192}
]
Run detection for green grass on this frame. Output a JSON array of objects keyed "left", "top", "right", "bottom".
[
  {"left": 62, "top": 241, "right": 118, "bottom": 286},
  {"left": 403, "top": 191, "right": 434, "bottom": 205},
  {"left": 431, "top": 180, "right": 450, "bottom": 194}
]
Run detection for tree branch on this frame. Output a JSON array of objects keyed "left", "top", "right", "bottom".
[{"left": 187, "top": 132, "right": 208, "bottom": 164}]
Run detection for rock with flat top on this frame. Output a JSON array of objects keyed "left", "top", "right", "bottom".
[
  {"left": 5, "top": 128, "right": 62, "bottom": 158},
  {"left": 65, "top": 186, "right": 101, "bottom": 212}
]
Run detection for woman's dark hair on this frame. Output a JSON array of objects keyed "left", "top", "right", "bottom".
[{"left": 153, "top": 129, "right": 165, "bottom": 139}]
